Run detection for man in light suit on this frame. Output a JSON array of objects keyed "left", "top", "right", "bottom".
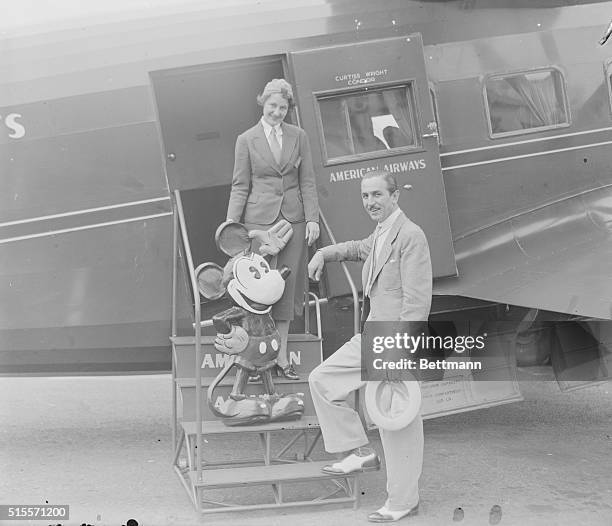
[{"left": 308, "top": 169, "right": 432, "bottom": 523}]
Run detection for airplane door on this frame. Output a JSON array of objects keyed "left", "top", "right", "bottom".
[
  {"left": 289, "top": 35, "right": 456, "bottom": 296},
  {"left": 150, "top": 57, "right": 284, "bottom": 267}
]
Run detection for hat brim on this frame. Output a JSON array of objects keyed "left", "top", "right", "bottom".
[{"left": 364, "top": 380, "right": 421, "bottom": 431}]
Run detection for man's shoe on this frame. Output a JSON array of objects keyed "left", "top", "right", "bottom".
[
  {"left": 368, "top": 504, "right": 419, "bottom": 523},
  {"left": 321, "top": 448, "right": 380, "bottom": 475}
]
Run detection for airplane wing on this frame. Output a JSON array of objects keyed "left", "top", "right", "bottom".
[{"left": 434, "top": 185, "right": 612, "bottom": 320}]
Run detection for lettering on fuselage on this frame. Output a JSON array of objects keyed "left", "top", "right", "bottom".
[
  {"left": 1, "top": 113, "right": 25, "bottom": 139},
  {"left": 329, "top": 159, "right": 426, "bottom": 183},
  {"left": 334, "top": 69, "right": 389, "bottom": 86}
]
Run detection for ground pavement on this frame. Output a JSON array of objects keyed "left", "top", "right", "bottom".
[{"left": 0, "top": 371, "right": 610, "bottom": 526}]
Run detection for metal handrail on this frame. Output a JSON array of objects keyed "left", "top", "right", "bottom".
[
  {"left": 318, "top": 211, "right": 361, "bottom": 335},
  {"left": 171, "top": 205, "right": 178, "bottom": 450},
  {"left": 317, "top": 211, "right": 363, "bottom": 423},
  {"left": 307, "top": 292, "right": 323, "bottom": 340},
  {"left": 173, "top": 190, "right": 204, "bottom": 484},
  {"left": 172, "top": 202, "right": 359, "bottom": 491}
]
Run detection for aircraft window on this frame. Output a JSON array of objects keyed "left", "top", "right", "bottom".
[
  {"left": 316, "top": 85, "right": 418, "bottom": 163},
  {"left": 485, "top": 68, "right": 569, "bottom": 137}
]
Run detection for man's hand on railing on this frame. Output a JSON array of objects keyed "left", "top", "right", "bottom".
[
  {"left": 248, "top": 219, "right": 293, "bottom": 257},
  {"left": 308, "top": 250, "right": 325, "bottom": 281}
]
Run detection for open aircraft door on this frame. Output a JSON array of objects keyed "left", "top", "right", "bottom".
[{"left": 290, "top": 35, "right": 456, "bottom": 297}]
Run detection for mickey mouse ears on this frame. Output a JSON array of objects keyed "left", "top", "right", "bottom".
[
  {"left": 215, "top": 220, "right": 250, "bottom": 257},
  {"left": 195, "top": 262, "right": 225, "bottom": 300},
  {"left": 195, "top": 221, "right": 251, "bottom": 301}
]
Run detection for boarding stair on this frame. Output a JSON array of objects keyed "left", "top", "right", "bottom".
[{"left": 170, "top": 190, "right": 364, "bottom": 514}]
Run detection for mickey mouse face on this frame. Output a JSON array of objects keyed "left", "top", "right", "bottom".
[{"left": 231, "top": 253, "right": 287, "bottom": 306}]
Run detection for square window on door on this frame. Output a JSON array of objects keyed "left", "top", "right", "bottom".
[{"left": 316, "top": 84, "right": 419, "bottom": 164}]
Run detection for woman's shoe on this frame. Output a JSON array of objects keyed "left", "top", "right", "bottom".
[
  {"left": 275, "top": 364, "right": 300, "bottom": 381},
  {"left": 247, "top": 372, "right": 261, "bottom": 383}
]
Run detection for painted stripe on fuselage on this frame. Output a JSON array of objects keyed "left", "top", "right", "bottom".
[
  {"left": 0, "top": 196, "right": 170, "bottom": 228},
  {"left": 0, "top": 197, "right": 172, "bottom": 243},
  {"left": 441, "top": 128, "right": 612, "bottom": 171},
  {"left": 0, "top": 212, "right": 172, "bottom": 245},
  {"left": 442, "top": 140, "right": 612, "bottom": 171},
  {"left": 440, "top": 127, "right": 612, "bottom": 157}
]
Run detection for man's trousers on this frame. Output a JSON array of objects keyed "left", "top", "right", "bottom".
[{"left": 309, "top": 333, "right": 423, "bottom": 511}]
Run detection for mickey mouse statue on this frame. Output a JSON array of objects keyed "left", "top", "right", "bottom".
[{"left": 197, "top": 220, "right": 305, "bottom": 426}]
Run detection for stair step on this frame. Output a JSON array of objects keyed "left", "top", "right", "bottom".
[
  {"left": 172, "top": 333, "right": 322, "bottom": 379},
  {"left": 181, "top": 415, "right": 319, "bottom": 436},
  {"left": 171, "top": 333, "right": 321, "bottom": 346},
  {"left": 175, "top": 376, "right": 311, "bottom": 387},
  {"left": 178, "top": 380, "right": 316, "bottom": 421},
  {"left": 189, "top": 460, "right": 355, "bottom": 488}
]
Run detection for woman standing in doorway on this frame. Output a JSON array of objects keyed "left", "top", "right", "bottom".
[{"left": 226, "top": 79, "right": 320, "bottom": 380}]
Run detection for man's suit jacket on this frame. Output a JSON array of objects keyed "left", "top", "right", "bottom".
[
  {"left": 319, "top": 211, "right": 432, "bottom": 321},
  {"left": 227, "top": 121, "right": 319, "bottom": 225}
]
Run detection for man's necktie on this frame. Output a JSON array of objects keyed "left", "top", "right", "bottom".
[
  {"left": 269, "top": 128, "right": 282, "bottom": 165},
  {"left": 361, "top": 225, "right": 383, "bottom": 331},
  {"left": 364, "top": 224, "right": 382, "bottom": 298}
]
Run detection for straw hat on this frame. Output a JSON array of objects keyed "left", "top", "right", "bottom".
[{"left": 364, "top": 379, "right": 422, "bottom": 431}]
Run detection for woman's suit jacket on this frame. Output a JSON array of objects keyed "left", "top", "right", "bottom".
[{"left": 227, "top": 121, "right": 319, "bottom": 225}]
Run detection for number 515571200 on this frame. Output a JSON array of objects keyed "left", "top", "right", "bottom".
[{"left": 0, "top": 505, "right": 69, "bottom": 520}]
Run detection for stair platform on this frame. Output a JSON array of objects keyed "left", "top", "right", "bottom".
[
  {"left": 169, "top": 194, "right": 353, "bottom": 513},
  {"left": 181, "top": 416, "right": 320, "bottom": 436},
  {"left": 174, "top": 417, "right": 360, "bottom": 515},
  {"left": 179, "top": 458, "right": 361, "bottom": 514},
  {"left": 177, "top": 376, "right": 315, "bottom": 421},
  {"left": 189, "top": 460, "right": 355, "bottom": 489},
  {"left": 172, "top": 331, "right": 322, "bottom": 422},
  {"left": 175, "top": 416, "right": 323, "bottom": 472}
]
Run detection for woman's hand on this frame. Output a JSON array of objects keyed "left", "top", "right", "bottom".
[{"left": 305, "top": 221, "right": 320, "bottom": 247}]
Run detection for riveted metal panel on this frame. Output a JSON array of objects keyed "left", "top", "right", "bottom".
[
  {"left": 1, "top": 122, "right": 168, "bottom": 223},
  {"left": 0, "top": 215, "right": 173, "bottom": 330}
]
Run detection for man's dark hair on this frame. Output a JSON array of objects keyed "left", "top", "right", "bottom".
[{"left": 362, "top": 169, "right": 398, "bottom": 193}]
